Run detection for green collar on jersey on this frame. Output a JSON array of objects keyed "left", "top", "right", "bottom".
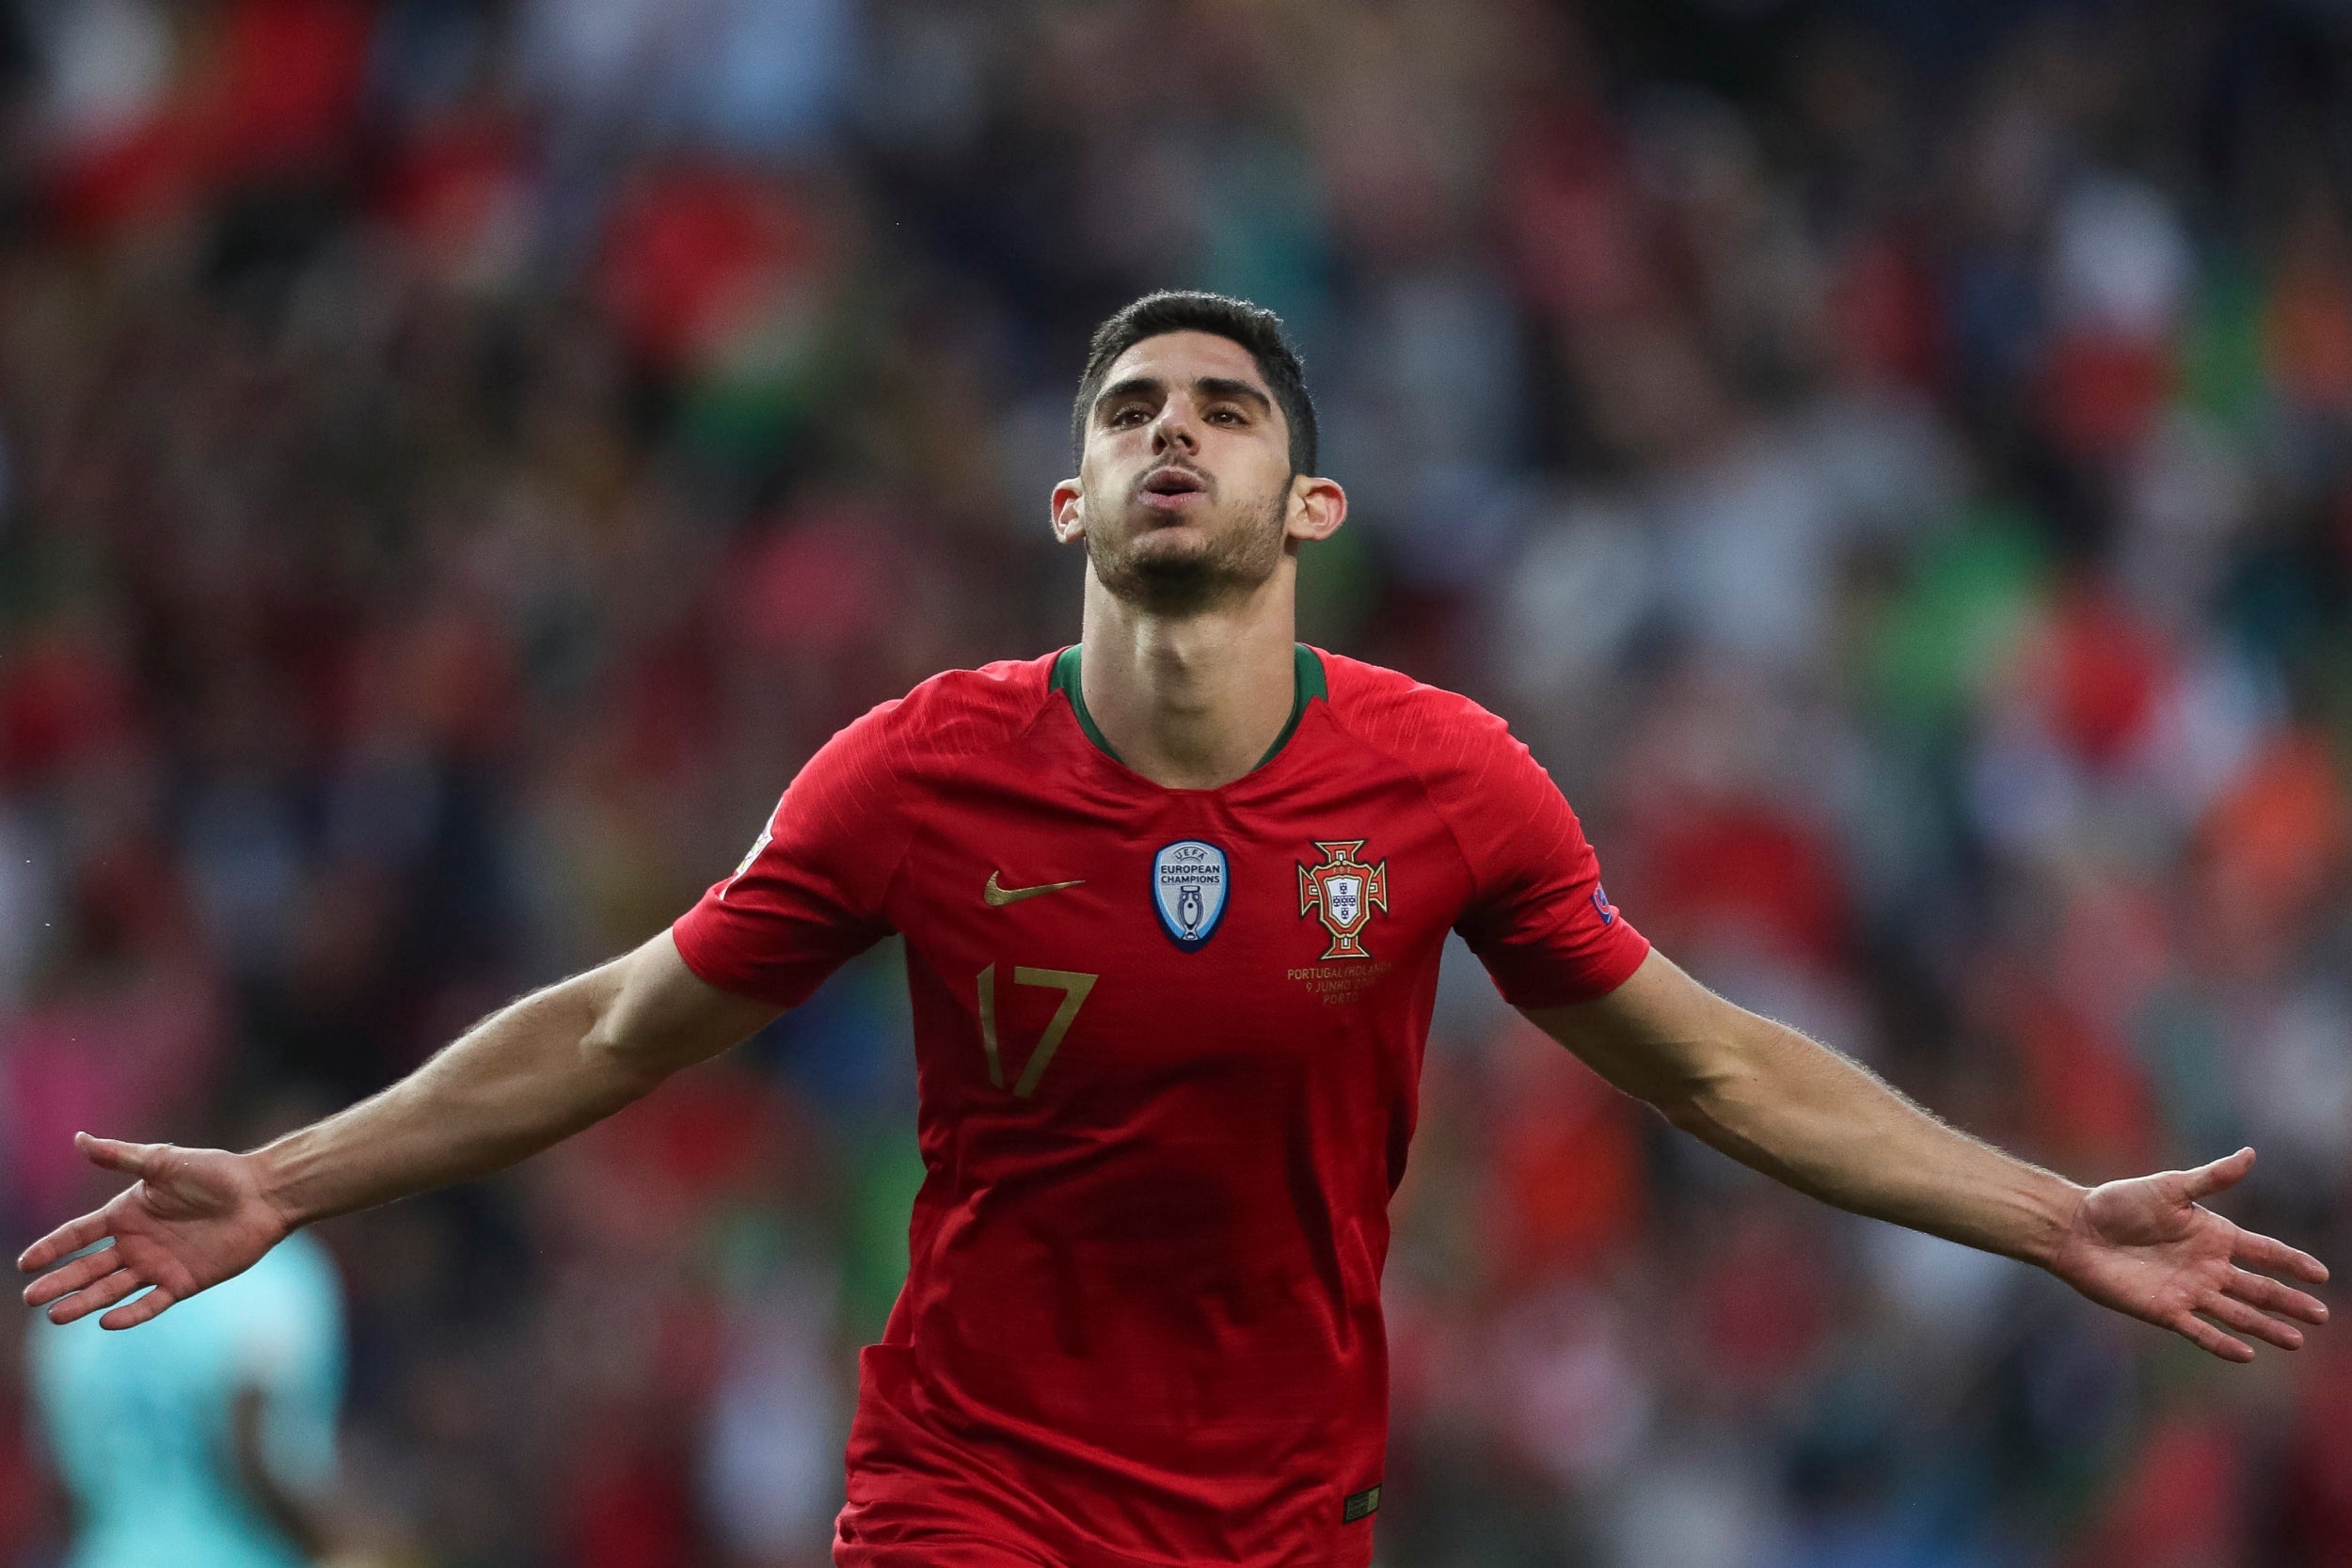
[{"left": 1051, "top": 642, "right": 1327, "bottom": 774}]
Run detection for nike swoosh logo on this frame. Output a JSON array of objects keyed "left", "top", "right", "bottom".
[{"left": 985, "top": 872, "right": 1086, "bottom": 907}]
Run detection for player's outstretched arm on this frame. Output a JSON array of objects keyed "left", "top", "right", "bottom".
[
  {"left": 1522, "top": 950, "right": 2329, "bottom": 1363},
  {"left": 20, "top": 931, "right": 780, "bottom": 1330}
]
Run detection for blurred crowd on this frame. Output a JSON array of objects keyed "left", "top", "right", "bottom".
[{"left": 3, "top": 0, "right": 2351, "bottom": 1564}]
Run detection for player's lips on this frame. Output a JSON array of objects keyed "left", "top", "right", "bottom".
[{"left": 1137, "top": 467, "right": 1209, "bottom": 512}]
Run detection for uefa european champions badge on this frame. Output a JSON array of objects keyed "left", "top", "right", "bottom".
[{"left": 1152, "top": 840, "right": 1230, "bottom": 952}]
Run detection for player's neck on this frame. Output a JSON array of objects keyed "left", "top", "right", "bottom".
[{"left": 1077, "top": 570, "right": 1301, "bottom": 790}]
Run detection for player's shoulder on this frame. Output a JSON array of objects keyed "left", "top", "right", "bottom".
[
  {"left": 838, "top": 650, "right": 1059, "bottom": 760},
  {"left": 1316, "top": 649, "right": 1516, "bottom": 756}
]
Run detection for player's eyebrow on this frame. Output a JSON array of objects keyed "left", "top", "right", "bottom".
[
  {"left": 1092, "top": 375, "right": 1165, "bottom": 419},
  {"left": 1190, "top": 376, "right": 1272, "bottom": 415},
  {"left": 1092, "top": 374, "right": 1274, "bottom": 423}
]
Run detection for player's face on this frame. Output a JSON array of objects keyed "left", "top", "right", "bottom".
[{"left": 1054, "top": 332, "right": 1340, "bottom": 613}]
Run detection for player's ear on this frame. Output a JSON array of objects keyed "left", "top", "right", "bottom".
[
  {"left": 1284, "top": 474, "right": 1346, "bottom": 544},
  {"left": 1051, "top": 477, "right": 1085, "bottom": 544}
]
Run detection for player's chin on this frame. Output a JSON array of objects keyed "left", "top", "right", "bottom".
[
  {"left": 1096, "top": 537, "right": 1236, "bottom": 608},
  {"left": 1123, "top": 499, "right": 1217, "bottom": 536},
  {"left": 1123, "top": 517, "right": 1220, "bottom": 553},
  {"left": 1105, "top": 523, "right": 1222, "bottom": 574}
]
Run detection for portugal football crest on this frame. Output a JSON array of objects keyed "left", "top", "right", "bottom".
[
  {"left": 1297, "top": 840, "right": 1389, "bottom": 960},
  {"left": 1152, "top": 839, "right": 1230, "bottom": 951}
]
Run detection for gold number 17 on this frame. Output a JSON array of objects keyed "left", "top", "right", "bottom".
[{"left": 977, "top": 964, "right": 1098, "bottom": 1098}]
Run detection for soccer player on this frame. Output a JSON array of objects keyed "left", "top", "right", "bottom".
[
  {"left": 19, "top": 293, "right": 2331, "bottom": 1568},
  {"left": 26, "top": 1227, "right": 345, "bottom": 1568}
]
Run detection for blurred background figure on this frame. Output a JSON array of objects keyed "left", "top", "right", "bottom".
[
  {"left": 1, "top": 0, "right": 2349, "bottom": 1564},
  {"left": 25, "top": 1227, "right": 347, "bottom": 1568}
]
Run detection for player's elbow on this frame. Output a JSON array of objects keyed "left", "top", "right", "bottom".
[
  {"left": 577, "top": 1009, "right": 674, "bottom": 1099},
  {"left": 1653, "top": 1010, "right": 1830, "bottom": 1153},
  {"left": 1649, "top": 1063, "right": 1744, "bottom": 1136},
  {"left": 569, "top": 962, "right": 681, "bottom": 1100},
  {"left": 1642, "top": 1023, "right": 1771, "bottom": 1140},
  {"left": 573, "top": 936, "right": 777, "bottom": 1094}
]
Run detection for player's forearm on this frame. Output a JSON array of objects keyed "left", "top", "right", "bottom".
[
  {"left": 1666, "top": 1010, "right": 2085, "bottom": 1267},
  {"left": 251, "top": 961, "right": 665, "bottom": 1227}
]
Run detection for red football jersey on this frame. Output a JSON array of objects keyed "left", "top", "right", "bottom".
[{"left": 672, "top": 646, "right": 1647, "bottom": 1568}]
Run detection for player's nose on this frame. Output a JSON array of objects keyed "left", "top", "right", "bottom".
[{"left": 1149, "top": 403, "right": 1200, "bottom": 453}]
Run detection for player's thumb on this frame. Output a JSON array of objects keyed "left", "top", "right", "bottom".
[
  {"left": 75, "top": 1132, "right": 154, "bottom": 1177},
  {"left": 2180, "top": 1146, "right": 2256, "bottom": 1202}
]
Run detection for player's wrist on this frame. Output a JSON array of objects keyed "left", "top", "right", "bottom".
[
  {"left": 245, "top": 1137, "right": 317, "bottom": 1235},
  {"left": 2019, "top": 1170, "right": 2091, "bottom": 1272}
]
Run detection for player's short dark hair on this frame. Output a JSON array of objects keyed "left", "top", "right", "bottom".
[{"left": 1072, "top": 292, "right": 1318, "bottom": 476}]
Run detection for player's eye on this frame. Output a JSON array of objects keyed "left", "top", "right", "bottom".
[{"left": 1107, "top": 405, "right": 1149, "bottom": 427}]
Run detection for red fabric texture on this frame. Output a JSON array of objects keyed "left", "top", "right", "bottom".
[{"left": 670, "top": 649, "right": 1645, "bottom": 1567}]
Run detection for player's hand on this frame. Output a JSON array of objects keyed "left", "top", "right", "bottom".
[
  {"left": 18, "top": 1133, "right": 292, "bottom": 1330},
  {"left": 2047, "top": 1146, "right": 2328, "bottom": 1362}
]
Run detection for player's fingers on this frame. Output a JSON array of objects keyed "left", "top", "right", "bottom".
[
  {"left": 17, "top": 1211, "right": 111, "bottom": 1274},
  {"left": 74, "top": 1132, "right": 154, "bottom": 1178},
  {"left": 2169, "top": 1310, "right": 2255, "bottom": 1363},
  {"left": 2201, "top": 1292, "right": 2305, "bottom": 1352},
  {"left": 41, "top": 1267, "right": 144, "bottom": 1326},
  {"left": 2225, "top": 1268, "right": 2329, "bottom": 1325},
  {"left": 21, "top": 1243, "right": 119, "bottom": 1307},
  {"left": 2233, "top": 1228, "right": 2329, "bottom": 1284},
  {"left": 99, "top": 1285, "right": 175, "bottom": 1331},
  {"left": 2179, "top": 1147, "right": 2255, "bottom": 1202}
]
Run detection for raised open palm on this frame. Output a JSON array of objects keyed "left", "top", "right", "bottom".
[
  {"left": 19, "top": 1133, "right": 291, "bottom": 1331},
  {"left": 2049, "top": 1147, "right": 2329, "bottom": 1362}
]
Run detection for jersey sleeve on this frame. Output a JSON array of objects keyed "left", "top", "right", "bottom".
[
  {"left": 1432, "top": 707, "right": 1649, "bottom": 1007},
  {"left": 671, "top": 700, "right": 912, "bottom": 1008}
]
